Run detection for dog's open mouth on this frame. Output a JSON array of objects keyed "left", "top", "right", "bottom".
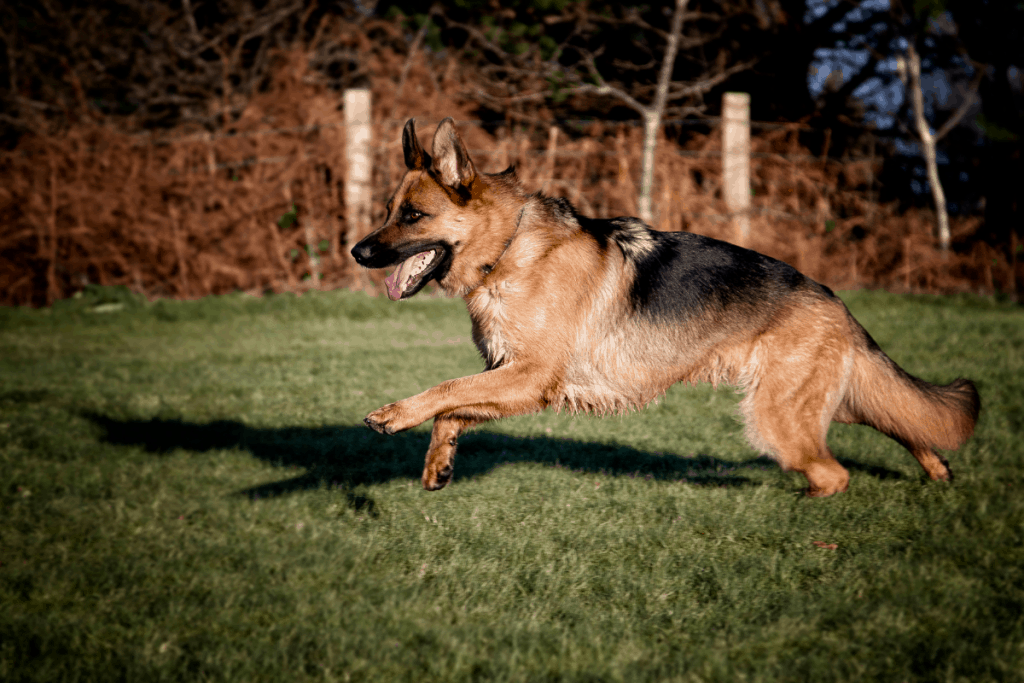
[{"left": 384, "top": 249, "right": 440, "bottom": 300}]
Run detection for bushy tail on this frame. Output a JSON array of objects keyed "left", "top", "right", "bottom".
[{"left": 844, "top": 322, "right": 980, "bottom": 452}]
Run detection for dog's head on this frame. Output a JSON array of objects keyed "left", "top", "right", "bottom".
[{"left": 351, "top": 117, "right": 500, "bottom": 300}]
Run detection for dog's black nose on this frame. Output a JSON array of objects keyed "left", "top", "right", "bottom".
[{"left": 350, "top": 239, "right": 376, "bottom": 267}]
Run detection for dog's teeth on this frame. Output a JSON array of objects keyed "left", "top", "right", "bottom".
[
  {"left": 411, "top": 250, "right": 434, "bottom": 277},
  {"left": 398, "top": 250, "right": 436, "bottom": 291}
]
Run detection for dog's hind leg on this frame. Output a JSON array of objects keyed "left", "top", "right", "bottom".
[
  {"left": 743, "top": 381, "right": 851, "bottom": 496},
  {"left": 907, "top": 444, "right": 953, "bottom": 481},
  {"left": 739, "top": 307, "right": 853, "bottom": 497},
  {"left": 422, "top": 414, "right": 481, "bottom": 491}
]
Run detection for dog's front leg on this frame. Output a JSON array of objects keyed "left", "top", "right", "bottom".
[
  {"left": 363, "top": 363, "right": 550, "bottom": 435},
  {"left": 422, "top": 414, "right": 480, "bottom": 491}
]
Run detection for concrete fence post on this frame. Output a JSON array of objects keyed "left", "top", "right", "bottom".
[
  {"left": 723, "top": 92, "right": 751, "bottom": 247},
  {"left": 344, "top": 88, "right": 373, "bottom": 288}
]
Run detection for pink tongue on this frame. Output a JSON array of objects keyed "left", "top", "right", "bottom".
[{"left": 384, "top": 250, "right": 434, "bottom": 301}]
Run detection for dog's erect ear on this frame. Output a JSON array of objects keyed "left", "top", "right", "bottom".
[
  {"left": 430, "top": 117, "right": 476, "bottom": 190},
  {"left": 403, "top": 119, "right": 431, "bottom": 170}
]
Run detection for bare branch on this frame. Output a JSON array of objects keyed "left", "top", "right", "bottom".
[
  {"left": 934, "top": 62, "right": 986, "bottom": 141},
  {"left": 663, "top": 103, "right": 708, "bottom": 118},
  {"left": 587, "top": 9, "right": 714, "bottom": 42},
  {"left": 388, "top": 9, "right": 437, "bottom": 119},
  {"left": 566, "top": 83, "right": 649, "bottom": 115},
  {"left": 181, "top": 0, "right": 202, "bottom": 43},
  {"left": 666, "top": 59, "right": 756, "bottom": 99}
]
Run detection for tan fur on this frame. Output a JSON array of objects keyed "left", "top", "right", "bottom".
[{"left": 355, "top": 118, "right": 980, "bottom": 496}]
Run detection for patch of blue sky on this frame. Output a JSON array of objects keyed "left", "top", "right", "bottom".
[
  {"left": 806, "top": 0, "right": 893, "bottom": 121},
  {"left": 804, "top": 0, "right": 889, "bottom": 29}
]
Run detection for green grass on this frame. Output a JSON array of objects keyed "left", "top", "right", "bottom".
[{"left": 1, "top": 288, "right": 1022, "bottom": 682}]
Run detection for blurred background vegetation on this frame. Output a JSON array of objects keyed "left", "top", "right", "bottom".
[{"left": 0, "top": 0, "right": 1020, "bottom": 305}]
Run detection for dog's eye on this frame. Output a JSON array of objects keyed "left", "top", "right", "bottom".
[{"left": 402, "top": 206, "right": 425, "bottom": 223}]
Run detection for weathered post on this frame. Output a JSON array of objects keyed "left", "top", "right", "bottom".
[
  {"left": 344, "top": 88, "right": 373, "bottom": 289},
  {"left": 723, "top": 92, "right": 751, "bottom": 247},
  {"left": 541, "top": 125, "right": 559, "bottom": 194}
]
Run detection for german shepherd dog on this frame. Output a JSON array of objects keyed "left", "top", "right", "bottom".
[{"left": 351, "top": 118, "right": 980, "bottom": 496}]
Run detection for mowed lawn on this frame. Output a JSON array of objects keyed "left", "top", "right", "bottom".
[{"left": 1, "top": 286, "right": 1022, "bottom": 682}]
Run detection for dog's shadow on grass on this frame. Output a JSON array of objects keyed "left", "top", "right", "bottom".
[{"left": 86, "top": 414, "right": 904, "bottom": 499}]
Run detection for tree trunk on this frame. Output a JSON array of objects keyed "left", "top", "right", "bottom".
[
  {"left": 906, "top": 44, "right": 951, "bottom": 255},
  {"left": 636, "top": 0, "right": 689, "bottom": 226},
  {"left": 637, "top": 111, "right": 660, "bottom": 224}
]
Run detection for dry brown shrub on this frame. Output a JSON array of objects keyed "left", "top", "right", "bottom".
[{"left": 1, "top": 69, "right": 345, "bottom": 303}]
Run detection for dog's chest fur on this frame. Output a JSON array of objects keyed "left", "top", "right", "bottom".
[
  {"left": 467, "top": 277, "right": 517, "bottom": 370},
  {"left": 465, "top": 255, "right": 665, "bottom": 415},
  {"left": 464, "top": 228, "right": 548, "bottom": 370}
]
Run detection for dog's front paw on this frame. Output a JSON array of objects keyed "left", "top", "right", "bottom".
[
  {"left": 364, "top": 402, "right": 412, "bottom": 435},
  {"left": 423, "top": 463, "right": 454, "bottom": 491}
]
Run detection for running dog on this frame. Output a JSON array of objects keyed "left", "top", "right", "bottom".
[{"left": 351, "top": 117, "right": 979, "bottom": 496}]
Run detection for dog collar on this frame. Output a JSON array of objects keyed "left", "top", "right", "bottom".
[{"left": 481, "top": 206, "right": 527, "bottom": 276}]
